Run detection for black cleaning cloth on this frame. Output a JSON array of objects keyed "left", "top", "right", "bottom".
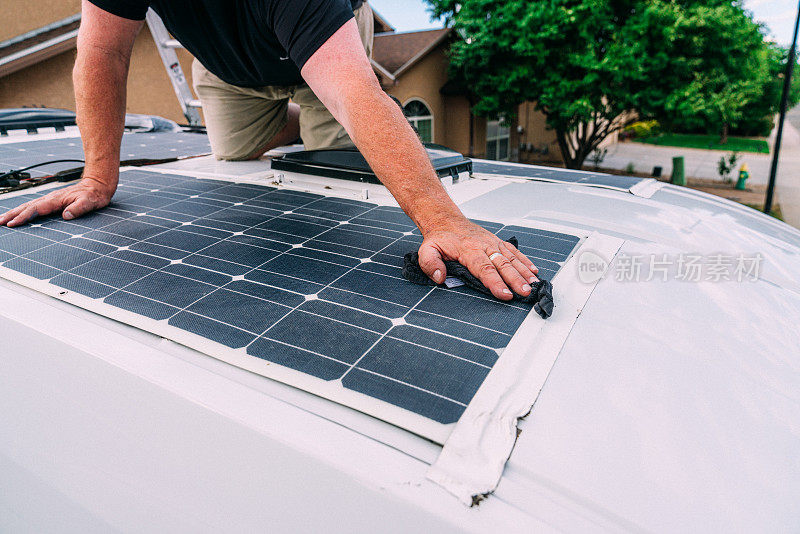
[{"left": 402, "top": 237, "right": 554, "bottom": 319}]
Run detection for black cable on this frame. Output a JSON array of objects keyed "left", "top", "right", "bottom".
[{"left": 0, "top": 159, "right": 85, "bottom": 181}]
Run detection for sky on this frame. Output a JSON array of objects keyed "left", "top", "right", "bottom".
[
  {"left": 368, "top": 0, "right": 444, "bottom": 32},
  {"left": 369, "top": 0, "right": 796, "bottom": 45},
  {"left": 744, "top": 0, "right": 798, "bottom": 45}
]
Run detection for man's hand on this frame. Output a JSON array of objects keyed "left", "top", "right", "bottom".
[
  {"left": 418, "top": 218, "right": 539, "bottom": 301},
  {"left": 0, "top": 176, "right": 116, "bottom": 227}
]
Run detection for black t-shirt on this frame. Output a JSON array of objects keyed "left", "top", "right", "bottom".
[{"left": 88, "top": 0, "right": 360, "bottom": 87}]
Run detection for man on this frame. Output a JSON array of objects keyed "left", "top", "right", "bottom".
[{"left": 0, "top": 0, "right": 539, "bottom": 301}]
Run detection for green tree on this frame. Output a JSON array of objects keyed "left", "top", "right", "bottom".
[
  {"left": 732, "top": 44, "right": 800, "bottom": 136},
  {"left": 427, "top": 0, "right": 776, "bottom": 168},
  {"left": 627, "top": 0, "right": 773, "bottom": 142}
]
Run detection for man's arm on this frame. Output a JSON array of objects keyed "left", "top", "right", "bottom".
[
  {"left": 0, "top": 1, "right": 142, "bottom": 227},
  {"left": 301, "top": 19, "right": 539, "bottom": 301}
]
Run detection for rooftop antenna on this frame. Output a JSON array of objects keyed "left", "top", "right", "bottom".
[{"left": 764, "top": 0, "right": 800, "bottom": 215}]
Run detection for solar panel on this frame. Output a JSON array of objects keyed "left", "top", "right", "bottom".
[
  {"left": 0, "top": 169, "right": 580, "bottom": 435},
  {"left": 0, "top": 132, "right": 211, "bottom": 178},
  {"left": 472, "top": 160, "right": 645, "bottom": 189}
]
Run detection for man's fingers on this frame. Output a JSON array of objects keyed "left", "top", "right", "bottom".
[
  {"left": 7, "top": 204, "right": 41, "bottom": 227},
  {"left": 418, "top": 241, "right": 447, "bottom": 284},
  {"left": 464, "top": 251, "right": 513, "bottom": 300},
  {"left": 0, "top": 203, "right": 29, "bottom": 226},
  {"left": 504, "top": 240, "right": 539, "bottom": 274},
  {"left": 499, "top": 241, "right": 539, "bottom": 283},
  {"left": 62, "top": 195, "right": 97, "bottom": 220},
  {"left": 488, "top": 248, "right": 531, "bottom": 297}
]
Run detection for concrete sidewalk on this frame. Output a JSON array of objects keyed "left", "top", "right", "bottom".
[
  {"left": 775, "top": 107, "right": 800, "bottom": 228},
  {"left": 601, "top": 135, "right": 773, "bottom": 184}
]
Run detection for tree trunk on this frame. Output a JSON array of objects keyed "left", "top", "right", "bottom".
[
  {"left": 555, "top": 129, "right": 589, "bottom": 170},
  {"left": 720, "top": 123, "right": 729, "bottom": 145}
]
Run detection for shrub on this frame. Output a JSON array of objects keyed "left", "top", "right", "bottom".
[
  {"left": 717, "top": 152, "right": 740, "bottom": 183},
  {"left": 624, "top": 120, "right": 661, "bottom": 139}
]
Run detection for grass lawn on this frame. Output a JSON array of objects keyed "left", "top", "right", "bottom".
[{"left": 634, "top": 133, "right": 769, "bottom": 154}]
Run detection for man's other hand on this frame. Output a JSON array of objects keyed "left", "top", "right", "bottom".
[
  {"left": 0, "top": 176, "right": 116, "bottom": 227},
  {"left": 417, "top": 218, "right": 540, "bottom": 301}
]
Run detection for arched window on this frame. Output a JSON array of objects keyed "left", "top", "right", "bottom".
[{"left": 403, "top": 99, "right": 433, "bottom": 143}]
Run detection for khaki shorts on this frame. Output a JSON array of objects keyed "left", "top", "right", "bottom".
[{"left": 192, "top": 2, "right": 374, "bottom": 160}]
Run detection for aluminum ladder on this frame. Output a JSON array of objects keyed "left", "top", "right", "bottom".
[{"left": 144, "top": 9, "right": 202, "bottom": 126}]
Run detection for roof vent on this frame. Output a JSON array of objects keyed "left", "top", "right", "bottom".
[{"left": 271, "top": 144, "right": 472, "bottom": 184}]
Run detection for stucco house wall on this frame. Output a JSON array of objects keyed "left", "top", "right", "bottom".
[{"left": 0, "top": 3, "right": 196, "bottom": 124}]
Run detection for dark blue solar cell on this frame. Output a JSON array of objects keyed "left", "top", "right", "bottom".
[
  {"left": 254, "top": 217, "right": 332, "bottom": 240},
  {"left": 50, "top": 273, "right": 115, "bottom": 299},
  {"left": 297, "top": 198, "right": 372, "bottom": 218},
  {"left": 332, "top": 269, "right": 432, "bottom": 308},
  {"left": 63, "top": 237, "right": 118, "bottom": 255},
  {"left": 226, "top": 279, "right": 305, "bottom": 307},
  {"left": 299, "top": 298, "right": 392, "bottom": 334},
  {"left": 202, "top": 208, "right": 272, "bottom": 228},
  {"left": 244, "top": 268, "right": 324, "bottom": 295},
  {"left": 286, "top": 246, "right": 361, "bottom": 268},
  {"left": 198, "top": 239, "right": 279, "bottom": 268},
  {"left": 317, "top": 227, "right": 397, "bottom": 252},
  {"left": 97, "top": 219, "right": 161, "bottom": 242},
  {"left": 342, "top": 369, "right": 466, "bottom": 424},
  {"left": 248, "top": 337, "right": 349, "bottom": 380},
  {"left": 69, "top": 256, "right": 154, "bottom": 288},
  {"left": 303, "top": 239, "right": 373, "bottom": 259},
  {"left": 164, "top": 200, "right": 224, "bottom": 217},
  {"left": 178, "top": 224, "right": 232, "bottom": 239},
  {"left": 318, "top": 286, "right": 408, "bottom": 319},
  {"left": 163, "top": 262, "right": 232, "bottom": 285},
  {"left": 105, "top": 291, "right": 180, "bottom": 320},
  {"left": 124, "top": 271, "right": 215, "bottom": 307},
  {"left": 129, "top": 241, "right": 191, "bottom": 260},
  {"left": 228, "top": 233, "right": 292, "bottom": 253},
  {"left": 108, "top": 249, "right": 171, "bottom": 269},
  {"left": 79, "top": 230, "right": 137, "bottom": 247},
  {"left": 404, "top": 309, "right": 512, "bottom": 349},
  {"left": 354, "top": 335, "right": 490, "bottom": 405},
  {"left": 182, "top": 254, "right": 250, "bottom": 276},
  {"left": 387, "top": 324, "right": 498, "bottom": 367},
  {"left": 0, "top": 233, "right": 52, "bottom": 255},
  {"left": 261, "top": 253, "right": 350, "bottom": 285},
  {"left": 24, "top": 243, "right": 101, "bottom": 271},
  {"left": 415, "top": 289, "right": 530, "bottom": 335},
  {"left": 184, "top": 289, "right": 289, "bottom": 335},
  {"left": 66, "top": 212, "right": 125, "bottom": 230},
  {"left": 120, "top": 194, "right": 182, "bottom": 210},
  {"left": 265, "top": 310, "right": 381, "bottom": 364},
  {"left": 2, "top": 257, "right": 60, "bottom": 279},
  {"left": 144, "top": 229, "right": 219, "bottom": 253},
  {"left": 12, "top": 229, "right": 68, "bottom": 247},
  {"left": 169, "top": 311, "right": 256, "bottom": 348}
]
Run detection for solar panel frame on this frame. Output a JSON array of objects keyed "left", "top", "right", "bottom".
[{"left": 0, "top": 168, "right": 583, "bottom": 442}]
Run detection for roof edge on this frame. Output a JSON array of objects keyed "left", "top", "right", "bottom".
[
  {"left": 0, "top": 13, "right": 81, "bottom": 51},
  {"left": 390, "top": 28, "right": 452, "bottom": 78},
  {"left": 0, "top": 29, "right": 79, "bottom": 78}
]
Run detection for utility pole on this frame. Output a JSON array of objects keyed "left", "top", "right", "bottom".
[{"left": 764, "top": 0, "right": 800, "bottom": 214}]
